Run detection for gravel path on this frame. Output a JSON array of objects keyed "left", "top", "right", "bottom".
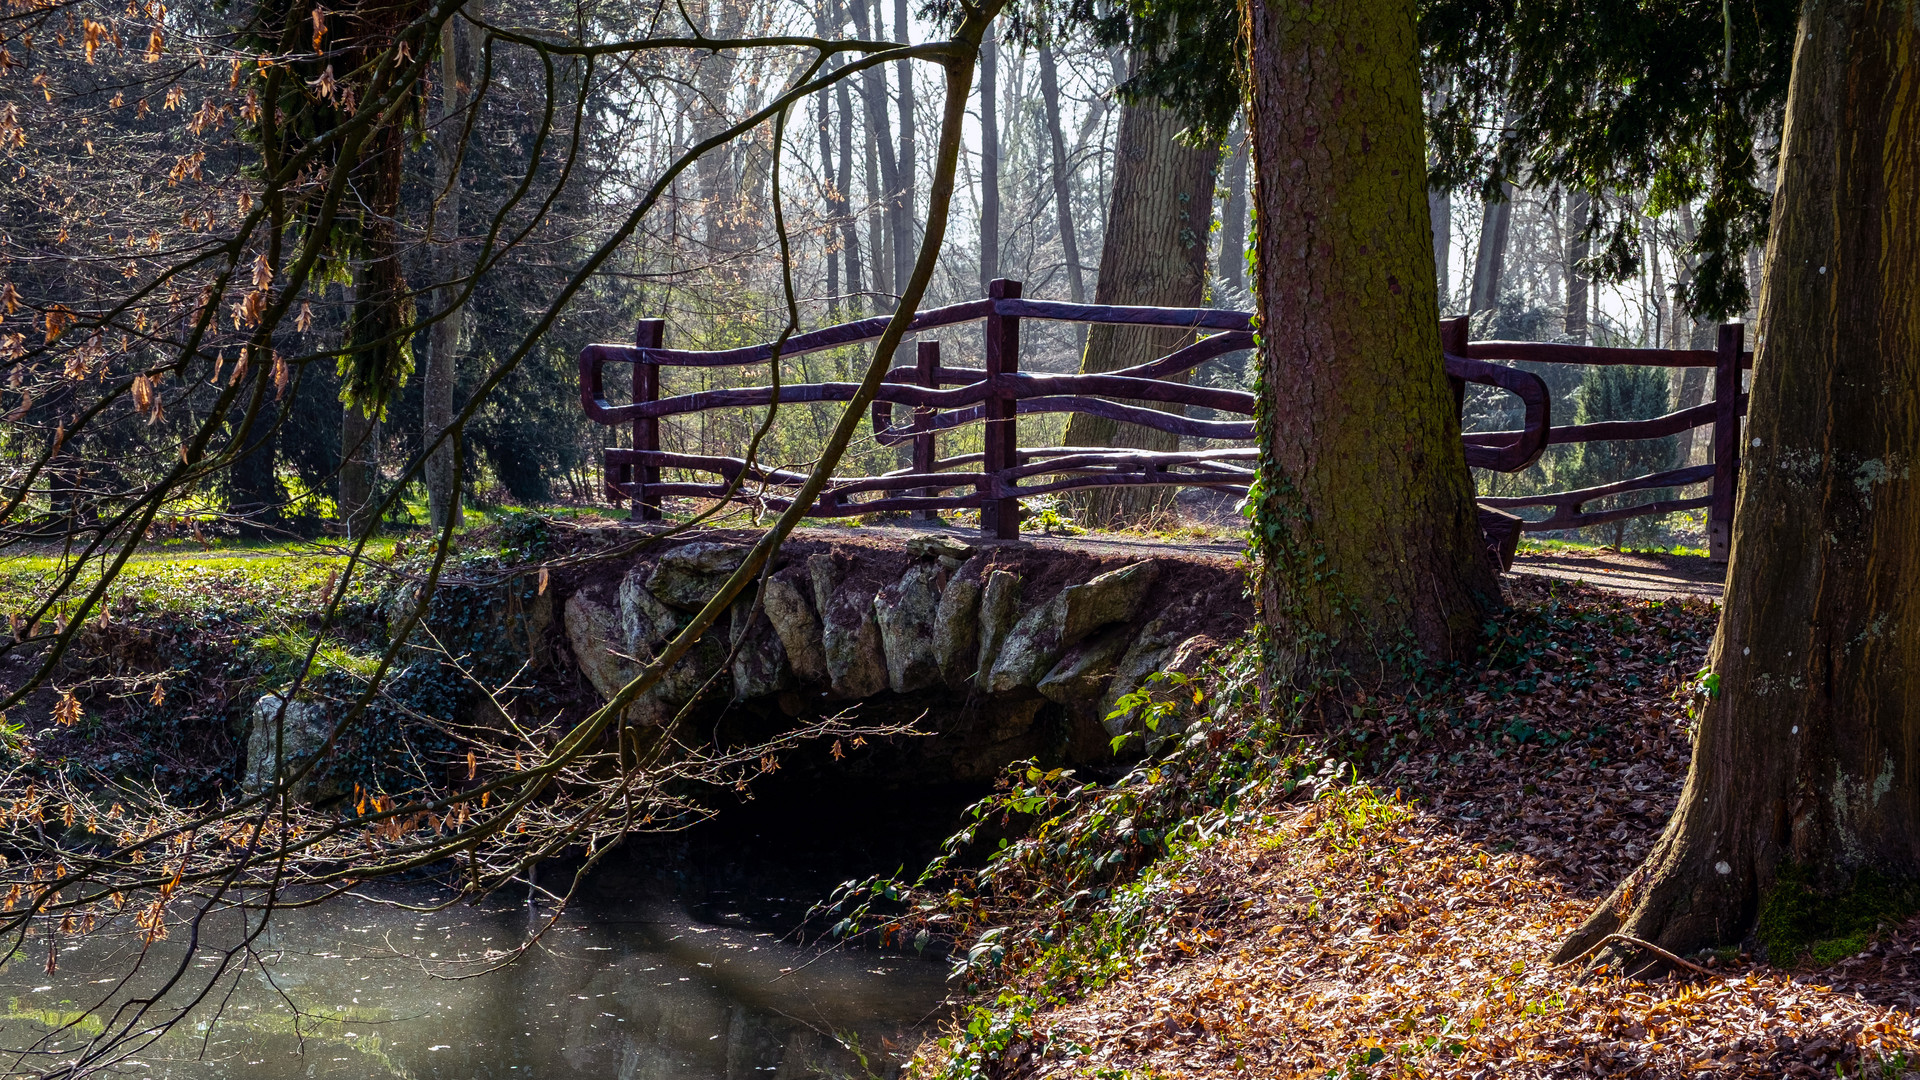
[{"left": 1510, "top": 548, "right": 1725, "bottom": 602}]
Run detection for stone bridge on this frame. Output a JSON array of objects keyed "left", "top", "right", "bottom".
[{"left": 556, "top": 524, "right": 1252, "bottom": 778}]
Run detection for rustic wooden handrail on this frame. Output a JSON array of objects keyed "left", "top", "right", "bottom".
[
  {"left": 581, "top": 282, "right": 1747, "bottom": 558},
  {"left": 1466, "top": 339, "right": 1754, "bottom": 369}
]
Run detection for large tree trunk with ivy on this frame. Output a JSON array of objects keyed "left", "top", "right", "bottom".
[
  {"left": 1244, "top": 0, "right": 1497, "bottom": 675},
  {"left": 1557, "top": 0, "right": 1919, "bottom": 967},
  {"left": 1061, "top": 95, "right": 1217, "bottom": 527}
]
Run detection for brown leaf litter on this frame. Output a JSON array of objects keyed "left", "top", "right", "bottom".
[{"left": 914, "top": 577, "right": 1920, "bottom": 1079}]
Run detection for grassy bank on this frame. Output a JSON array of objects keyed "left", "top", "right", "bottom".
[{"left": 0, "top": 515, "right": 563, "bottom": 801}]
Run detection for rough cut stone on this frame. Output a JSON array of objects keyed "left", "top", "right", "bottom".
[
  {"left": 644, "top": 542, "right": 751, "bottom": 610},
  {"left": 988, "top": 561, "right": 1160, "bottom": 694},
  {"left": 807, "top": 553, "right": 838, "bottom": 616},
  {"left": 729, "top": 596, "right": 794, "bottom": 700},
  {"left": 568, "top": 583, "right": 726, "bottom": 725},
  {"left": 243, "top": 693, "right": 333, "bottom": 799},
  {"left": 1163, "top": 633, "right": 1221, "bottom": 676},
  {"left": 1098, "top": 617, "right": 1184, "bottom": 728},
  {"left": 619, "top": 567, "right": 686, "bottom": 652},
  {"left": 874, "top": 561, "right": 942, "bottom": 693},
  {"left": 933, "top": 555, "right": 990, "bottom": 687},
  {"left": 1101, "top": 630, "right": 1224, "bottom": 739},
  {"left": 566, "top": 589, "right": 641, "bottom": 704},
  {"left": 905, "top": 534, "right": 974, "bottom": 562},
  {"left": 974, "top": 569, "right": 1023, "bottom": 688},
  {"left": 651, "top": 633, "right": 731, "bottom": 716},
  {"left": 762, "top": 568, "right": 828, "bottom": 684},
  {"left": 818, "top": 572, "right": 888, "bottom": 699},
  {"left": 1061, "top": 560, "right": 1161, "bottom": 643},
  {"left": 1037, "top": 625, "right": 1135, "bottom": 706}
]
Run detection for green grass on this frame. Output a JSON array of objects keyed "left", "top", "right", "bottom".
[
  {"left": 0, "top": 540, "right": 395, "bottom": 624},
  {"left": 1516, "top": 536, "right": 1709, "bottom": 558},
  {"left": 0, "top": 496, "right": 607, "bottom": 624}
]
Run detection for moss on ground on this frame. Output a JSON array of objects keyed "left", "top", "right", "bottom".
[{"left": 1756, "top": 864, "right": 1919, "bottom": 968}]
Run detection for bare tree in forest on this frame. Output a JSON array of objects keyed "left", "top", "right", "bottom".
[
  {"left": 1565, "top": 189, "right": 1591, "bottom": 341},
  {"left": 693, "top": 0, "right": 750, "bottom": 261},
  {"left": 835, "top": 36, "right": 867, "bottom": 309},
  {"left": 1469, "top": 178, "right": 1513, "bottom": 314},
  {"left": 424, "top": 13, "right": 471, "bottom": 530},
  {"left": 816, "top": 0, "right": 846, "bottom": 309},
  {"left": 1217, "top": 119, "right": 1248, "bottom": 297},
  {"left": 979, "top": 22, "right": 1001, "bottom": 294},
  {"left": 1037, "top": 44, "right": 1087, "bottom": 303},
  {"left": 848, "top": 0, "right": 898, "bottom": 304},
  {"left": 1558, "top": 0, "right": 1920, "bottom": 967},
  {"left": 892, "top": 0, "right": 915, "bottom": 298},
  {"left": 1427, "top": 77, "right": 1453, "bottom": 307}
]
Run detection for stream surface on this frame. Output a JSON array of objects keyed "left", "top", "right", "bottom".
[{"left": 0, "top": 790, "right": 967, "bottom": 1079}]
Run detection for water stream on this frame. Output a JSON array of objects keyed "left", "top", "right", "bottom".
[{"left": 0, "top": 791, "right": 967, "bottom": 1079}]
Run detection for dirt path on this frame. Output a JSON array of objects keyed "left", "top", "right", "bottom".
[{"left": 1510, "top": 547, "right": 1725, "bottom": 602}]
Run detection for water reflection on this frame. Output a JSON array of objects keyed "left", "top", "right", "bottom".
[
  {"left": 0, "top": 862, "right": 951, "bottom": 1079},
  {"left": 1, "top": 887, "right": 946, "bottom": 1079}
]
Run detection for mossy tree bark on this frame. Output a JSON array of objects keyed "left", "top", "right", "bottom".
[
  {"left": 1062, "top": 97, "right": 1218, "bottom": 527},
  {"left": 1245, "top": 0, "right": 1497, "bottom": 675},
  {"left": 1557, "top": 0, "right": 1919, "bottom": 965}
]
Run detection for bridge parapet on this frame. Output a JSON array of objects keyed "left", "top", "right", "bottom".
[{"left": 580, "top": 284, "right": 1749, "bottom": 561}]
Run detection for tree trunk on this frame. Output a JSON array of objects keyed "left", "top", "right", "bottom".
[
  {"left": 1556, "top": 0, "right": 1920, "bottom": 966},
  {"left": 836, "top": 77, "right": 864, "bottom": 310},
  {"left": 979, "top": 23, "right": 1000, "bottom": 296},
  {"left": 1038, "top": 46, "right": 1086, "bottom": 304},
  {"left": 1427, "top": 76, "right": 1452, "bottom": 308},
  {"left": 1245, "top": 0, "right": 1498, "bottom": 675},
  {"left": 1566, "top": 189, "right": 1590, "bottom": 342},
  {"left": 692, "top": 0, "right": 746, "bottom": 258},
  {"left": 425, "top": 15, "right": 464, "bottom": 532},
  {"left": 1469, "top": 178, "right": 1513, "bottom": 314},
  {"left": 1428, "top": 188, "right": 1450, "bottom": 308},
  {"left": 847, "top": 0, "right": 896, "bottom": 306},
  {"left": 336, "top": 71, "right": 411, "bottom": 540},
  {"left": 340, "top": 401, "right": 380, "bottom": 540},
  {"left": 225, "top": 407, "right": 281, "bottom": 534},
  {"left": 1218, "top": 119, "right": 1249, "bottom": 297},
  {"left": 892, "top": 0, "right": 915, "bottom": 300},
  {"left": 1061, "top": 94, "right": 1218, "bottom": 526},
  {"left": 816, "top": 2, "right": 842, "bottom": 310}
]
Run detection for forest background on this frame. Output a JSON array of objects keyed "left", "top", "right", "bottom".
[{"left": 0, "top": 0, "right": 1771, "bottom": 550}]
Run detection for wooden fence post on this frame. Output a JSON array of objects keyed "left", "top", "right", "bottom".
[
  {"left": 1440, "top": 316, "right": 1471, "bottom": 416},
  {"left": 914, "top": 340, "right": 939, "bottom": 520},
  {"left": 981, "top": 279, "right": 1022, "bottom": 539},
  {"left": 634, "top": 318, "right": 664, "bottom": 523},
  {"left": 1709, "top": 322, "right": 1744, "bottom": 563}
]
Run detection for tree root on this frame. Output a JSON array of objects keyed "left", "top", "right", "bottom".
[{"left": 1555, "top": 932, "right": 1716, "bottom": 979}]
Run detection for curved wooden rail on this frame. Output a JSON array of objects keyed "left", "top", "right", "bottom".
[{"left": 1446, "top": 353, "right": 1550, "bottom": 472}]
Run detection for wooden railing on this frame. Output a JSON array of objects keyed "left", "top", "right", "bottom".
[
  {"left": 1451, "top": 318, "right": 1751, "bottom": 561},
  {"left": 579, "top": 281, "right": 1748, "bottom": 558}
]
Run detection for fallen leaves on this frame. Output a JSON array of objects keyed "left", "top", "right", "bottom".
[{"left": 920, "top": 579, "right": 1920, "bottom": 1079}]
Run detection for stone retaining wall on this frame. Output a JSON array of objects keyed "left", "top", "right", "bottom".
[{"left": 557, "top": 528, "right": 1253, "bottom": 775}]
